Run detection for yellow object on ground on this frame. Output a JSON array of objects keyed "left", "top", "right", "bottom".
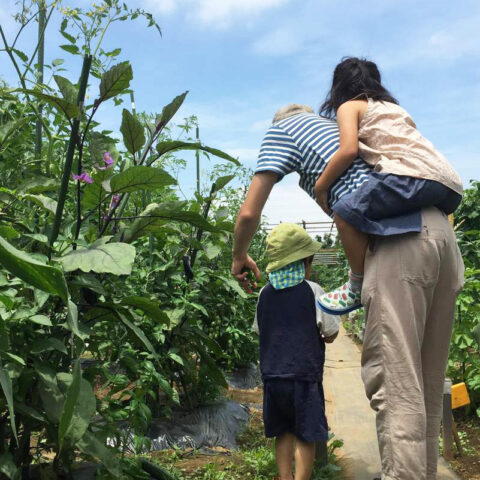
[{"left": 451, "top": 382, "right": 470, "bottom": 409}]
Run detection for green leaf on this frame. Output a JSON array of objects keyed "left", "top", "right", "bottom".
[
  {"left": 99, "top": 61, "right": 133, "bottom": 102},
  {"left": 58, "top": 242, "right": 136, "bottom": 275},
  {"left": 168, "top": 352, "right": 184, "bottom": 366},
  {"left": 197, "top": 347, "right": 228, "bottom": 389},
  {"left": 21, "top": 194, "right": 57, "bottom": 214},
  {"left": 60, "top": 30, "right": 76, "bottom": 43},
  {"left": 52, "top": 58, "right": 65, "bottom": 67},
  {"left": 29, "top": 314, "right": 53, "bottom": 326},
  {"left": 4, "top": 354, "right": 25, "bottom": 366},
  {"left": 0, "top": 226, "right": 19, "bottom": 241},
  {"left": 54, "top": 75, "right": 78, "bottom": 104},
  {"left": 221, "top": 276, "right": 248, "bottom": 299},
  {"left": 77, "top": 431, "right": 122, "bottom": 477},
  {"left": 18, "top": 89, "right": 80, "bottom": 119},
  {"left": 116, "top": 309, "right": 159, "bottom": 363},
  {"left": 0, "top": 452, "right": 20, "bottom": 480},
  {"left": 123, "top": 202, "right": 218, "bottom": 243},
  {"left": 31, "top": 338, "right": 68, "bottom": 355},
  {"left": 17, "top": 176, "right": 58, "bottom": 194},
  {"left": 59, "top": 360, "right": 81, "bottom": 451},
  {"left": 36, "top": 364, "right": 63, "bottom": 423},
  {"left": 12, "top": 48, "right": 28, "bottom": 62},
  {"left": 121, "top": 296, "right": 170, "bottom": 326},
  {"left": 155, "top": 91, "right": 188, "bottom": 132},
  {"left": 0, "top": 360, "right": 18, "bottom": 444},
  {"left": 212, "top": 174, "right": 235, "bottom": 193},
  {"left": 155, "top": 140, "right": 240, "bottom": 166},
  {"left": 110, "top": 166, "right": 176, "bottom": 194},
  {"left": 120, "top": 109, "right": 145, "bottom": 155},
  {"left": 60, "top": 44, "right": 79, "bottom": 55},
  {"left": 473, "top": 323, "right": 480, "bottom": 347},
  {"left": 0, "top": 236, "right": 69, "bottom": 303},
  {"left": 204, "top": 244, "right": 222, "bottom": 260}
]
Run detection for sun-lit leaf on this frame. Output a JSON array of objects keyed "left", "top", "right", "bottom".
[
  {"left": 21, "top": 194, "right": 57, "bottom": 214},
  {"left": 58, "top": 242, "right": 136, "bottom": 275},
  {"left": 212, "top": 174, "right": 235, "bottom": 193},
  {"left": 18, "top": 89, "right": 80, "bottom": 119},
  {"left": 54, "top": 75, "right": 77, "bottom": 104},
  {"left": 110, "top": 166, "right": 176, "bottom": 194},
  {"left": 155, "top": 140, "right": 239, "bottom": 166},
  {"left": 155, "top": 91, "right": 188, "bottom": 132},
  {"left": 120, "top": 108, "right": 145, "bottom": 155},
  {"left": 0, "top": 236, "right": 69, "bottom": 303},
  {"left": 99, "top": 61, "right": 132, "bottom": 102},
  {"left": 29, "top": 314, "right": 52, "bottom": 326}
]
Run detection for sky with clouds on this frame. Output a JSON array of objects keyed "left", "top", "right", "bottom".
[{"left": 1, "top": 0, "right": 479, "bottom": 223}]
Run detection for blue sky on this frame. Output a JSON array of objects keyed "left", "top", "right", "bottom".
[{"left": 1, "top": 0, "right": 479, "bottom": 223}]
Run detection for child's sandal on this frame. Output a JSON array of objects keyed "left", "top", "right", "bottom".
[{"left": 318, "top": 281, "right": 362, "bottom": 315}]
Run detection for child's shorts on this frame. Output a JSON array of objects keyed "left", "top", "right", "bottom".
[
  {"left": 263, "top": 378, "right": 328, "bottom": 442},
  {"left": 331, "top": 172, "right": 462, "bottom": 236}
]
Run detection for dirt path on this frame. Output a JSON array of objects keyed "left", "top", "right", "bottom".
[{"left": 323, "top": 324, "right": 459, "bottom": 480}]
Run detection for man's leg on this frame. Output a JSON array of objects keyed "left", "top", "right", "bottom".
[
  {"left": 276, "top": 433, "right": 294, "bottom": 480},
  {"left": 360, "top": 208, "right": 448, "bottom": 479},
  {"left": 421, "top": 210, "right": 464, "bottom": 479}
]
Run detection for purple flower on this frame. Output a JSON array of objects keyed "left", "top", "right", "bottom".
[
  {"left": 102, "top": 213, "right": 109, "bottom": 222},
  {"left": 112, "top": 194, "right": 120, "bottom": 207},
  {"left": 96, "top": 151, "right": 114, "bottom": 170},
  {"left": 72, "top": 172, "right": 93, "bottom": 183}
]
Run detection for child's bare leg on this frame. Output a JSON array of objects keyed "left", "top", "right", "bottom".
[
  {"left": 294, "top": 438, "right": 315, "bottom": 480},
  {"left": 318, "top": 213, "right": 369, "bottom": 314},
  {"left": 275, "top": 433, "right": 295, "bottom": 480},
  {"left": 334, "top": 213, "right": 368, "bottom": 275}
]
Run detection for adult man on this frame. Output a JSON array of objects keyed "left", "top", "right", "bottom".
[{"left": 232, "top": 107, "right": 464, "bottom": 479}]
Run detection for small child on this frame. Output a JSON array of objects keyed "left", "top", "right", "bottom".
[
  {"left": 314, "top": 57, "right": 463, "bottom": 315},
  {"left": 253, "top": 223, "right": 339, "bottom": 480}
]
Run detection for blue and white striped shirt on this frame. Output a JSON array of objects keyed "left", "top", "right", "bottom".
[{"left": 255, "top": 113, "right": 372, "bottom": 207}]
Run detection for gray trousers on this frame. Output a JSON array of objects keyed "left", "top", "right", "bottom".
[{"left": 361, "top": 207, "right": 464, "bottom": 480}]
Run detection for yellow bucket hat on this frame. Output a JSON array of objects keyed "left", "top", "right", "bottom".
[{"left": 266, "top": 223, "right": 322, "bottom": 273}]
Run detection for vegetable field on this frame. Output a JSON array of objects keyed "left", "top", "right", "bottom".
[{"left": 0, "top": 2, "right": 266, "bottom": 477}]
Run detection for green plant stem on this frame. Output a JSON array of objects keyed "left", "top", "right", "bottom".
[{"left": 49, "top": 55, "right": 92, "bottom": 249}]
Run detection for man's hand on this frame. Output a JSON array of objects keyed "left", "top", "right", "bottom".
[
  {"left": 232, "top": 254, "right": 261, "bottom": 293},
  {"left": 324, "top": 331, "right": 339, "bottom": 344},
  {"left": 314, "top": 179, "right": 331, "bottom": 215}
]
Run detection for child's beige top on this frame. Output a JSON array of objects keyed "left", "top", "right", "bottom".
[{"left": 358, "top": 98, "right": 463, "bottom": 194}]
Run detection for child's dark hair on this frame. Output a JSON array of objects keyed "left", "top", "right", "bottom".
[{"left": 320, "top": 57, "right": 398, "bottom": 119}]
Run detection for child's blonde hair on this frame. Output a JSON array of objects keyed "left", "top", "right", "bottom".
[{"left": 272, "top": 104, "right": 314, "bottom": 124}]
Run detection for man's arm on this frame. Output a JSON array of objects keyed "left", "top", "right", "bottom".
[{"left": 232, "top": 172, "right": 278, "bottom": 292}]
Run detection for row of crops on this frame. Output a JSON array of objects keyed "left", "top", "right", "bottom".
[{"left": 0, "top": 2, "right": 267, "bottom": 478}]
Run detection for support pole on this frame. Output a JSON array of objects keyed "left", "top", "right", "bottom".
[
  {"left": 196, "top": 125, "right": 200, "bottom": 195},
  {"left": 442, "top": 378, "right": 454, "bottom": 460},
  {"left": 35, "top": 1, "right": 46, "bottom": 160}
]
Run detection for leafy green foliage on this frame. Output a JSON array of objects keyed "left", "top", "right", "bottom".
[{"left": 0, "top": 3, "right": 262, "bottom": 478}]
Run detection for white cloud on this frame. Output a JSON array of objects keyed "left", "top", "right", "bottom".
[
  {"left": 223, "top": 147, "right": 259, "bottom": 164},
  {"left": 137, "top": 0, "right": 289, "bottom": 28},
  {"left": 252, "top": 27, "right": 302, "bottom": 56},
  {"left": 250, "top": 118, "right": 271, "bottom": 132},
  {"left": 263, "top": 174, "right": 332, "bottom": 224}
]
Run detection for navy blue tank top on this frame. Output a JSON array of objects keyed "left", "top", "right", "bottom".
[{"left": 256, "top": 281, "right": 326, "bottom": 381}]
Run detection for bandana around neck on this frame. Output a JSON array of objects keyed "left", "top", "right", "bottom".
[{"left": 268, "top": 260, "right": 306, "bottom": 290}]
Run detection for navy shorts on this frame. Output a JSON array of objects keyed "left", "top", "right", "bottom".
[
  {"left": 332, "top": 173, "right": 462, "bottom": 236},
  {"left": 263, "top": 379, "right": 328, "bottom": 442}
]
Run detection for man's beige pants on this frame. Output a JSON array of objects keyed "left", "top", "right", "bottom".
[{"left": 361, "top": 207, "right": 464, "bottom": 480}]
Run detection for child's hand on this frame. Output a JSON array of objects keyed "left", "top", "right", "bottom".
[{"left": 324, "top": 331, "right": 339, "bottom": 343}]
